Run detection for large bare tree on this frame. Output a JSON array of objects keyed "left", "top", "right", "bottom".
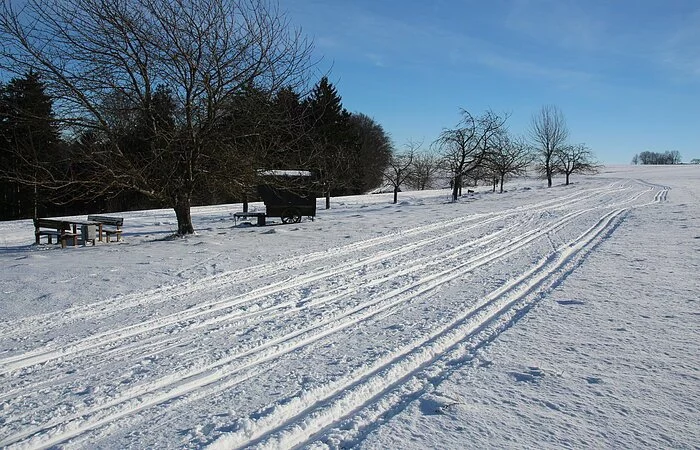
[
  {"left": 435, "top": 109, "right": 508, "bottom": 201},
  {"left": 0, "top": 0, "right": 313, "bottom": 234},
  {"left": 529, "top": 105, "right": 569, "bottom": 188}
]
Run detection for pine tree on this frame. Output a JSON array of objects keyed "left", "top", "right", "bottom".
[
  {"left": 305, "top": 77, "right": 354, "bottom": 206},
  {"left": 0, "top": 71, "right": 61, "bottom": 219}
]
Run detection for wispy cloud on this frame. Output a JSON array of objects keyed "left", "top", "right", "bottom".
[
  {"left": 504, "top": 0, "right": 609, "bottom": 52},
  {"left": 476, "top": 53, "right": 595, "bottom": 87},
  {"left": 289, "top": 0, "right": 597, "bottom": 88}
]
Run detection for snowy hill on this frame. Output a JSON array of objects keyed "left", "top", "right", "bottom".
[{"left": 0, "top": 165, "right": 698, "bottom": 449}]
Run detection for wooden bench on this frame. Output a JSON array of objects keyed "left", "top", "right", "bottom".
[
  {"left": 234, "top": 212, "right": 266, "bottom": 226},
  {"left": 33, "top": 218, "right": 78, "bottom": 248},
  {"left": 87, "top": 215, "right": 124, "bottom": 242}
]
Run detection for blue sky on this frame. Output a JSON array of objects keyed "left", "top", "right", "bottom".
[{"left": 285, "top": 0, "right": 700, "bottom": 164}]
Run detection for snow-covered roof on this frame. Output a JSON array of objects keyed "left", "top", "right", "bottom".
[{"left": 258, "top": 169, "right": 313, "bottom": 177}]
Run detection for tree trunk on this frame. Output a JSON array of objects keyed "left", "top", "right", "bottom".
[
  {"left": 565, "top": 173, "right": 570, "bottom": 185},
  {"left": 242, "top": 192, "right": 249, "bottom": 213},
  {"left": 33, "top": 182, "right": 38, "bottom": 219},
  {"left": 547, "top": 169, "right": 553, "bottom": 187},
  {"left": 452, "top": 175, "right": 460, "bottom": 202},
  {"left": 500, "top": 174, "right": 505, "bottom": 193},
  {"left": 325, "top": 190, "right": 330, "bottom": 210},
  {"left": 393, "top": 186, "right": 398, "bottom": 204},
  {"left": 173, "top": 194, "right": 194, "bottom": 235}
]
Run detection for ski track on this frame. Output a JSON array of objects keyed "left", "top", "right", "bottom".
[
  {"left": 0, "top": 184, "right": 640, "bottom": 387},
  {"left": 0, "top": 182, "right": 623, "bottom": 338},
  {"left": 0, "top": 183, "right": 629, "bottom": 372},
  {"left": 210, "top": 209, "right": 629, "bottom": 449},
  {"left": 0, "top": 181, "right": 665, "bottom": 449}
]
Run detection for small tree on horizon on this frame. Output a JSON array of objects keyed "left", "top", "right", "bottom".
[
  {"left": 384, "top": 143, "right": 415, "bottom": 204},
  {"left": 406, "top": 146, "right": 441, "bottom": 191},
  {"left": 487, "top": 133, "right": 533, "bottom": 193},
  {"left": 556, "top": 143, "right": 599, "bottom": 185}
]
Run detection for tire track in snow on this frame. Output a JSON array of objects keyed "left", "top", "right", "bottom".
[
  {"left": 0, "top": 198, "right": 633, "bottom": 449},
  {"left": 209, "top": 208, "right": 629, "bottom": 450}
]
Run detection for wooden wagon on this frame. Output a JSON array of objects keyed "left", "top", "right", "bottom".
[{"left": 256, "top": 170, "right": 317, "bottom": 224}]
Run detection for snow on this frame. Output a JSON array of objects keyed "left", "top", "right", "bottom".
[
  {"left": 0, "top": 165, "right": 698, "bottom": 449},
  {"left": 258, "top": 170, "right": 314, "bottom": 177}
]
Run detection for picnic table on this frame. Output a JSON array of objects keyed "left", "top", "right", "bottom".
[{"left": 33, "top": 215, "right": 123, "bottom": 247}]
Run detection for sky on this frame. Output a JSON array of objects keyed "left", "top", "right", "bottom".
[{"left": 284, "top": 0, "right": 700, "bottom": 164}]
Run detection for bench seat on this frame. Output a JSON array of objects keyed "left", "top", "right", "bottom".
[
  {"left": 87, "top": 215, "right": 124, "bottom": 242},
  {"left": 234, "top": 212, "right": 266, "bottom": 226},
  {"left": 33, "top": 218, "right": 78, "bottom": 248}
]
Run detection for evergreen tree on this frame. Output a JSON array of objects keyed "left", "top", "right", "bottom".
[
  {"left": 305, "top": 76, "right": 354, "bottom": 206},
  {"left": 267, "top": 86, "right": 310, "bottom": 169},
  {"left": 0, "top": 71, "right": 61, "bottom": 219}
]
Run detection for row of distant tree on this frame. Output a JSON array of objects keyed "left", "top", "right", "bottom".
[
  {"left": 631, "top": 151, "right": 683, "bottom": 165},
  {"left": 384, "top": 105, "right": 599, "bottom": 204},
  {"left": 0, "top": 0, "right": 597, "bottom": 231}
]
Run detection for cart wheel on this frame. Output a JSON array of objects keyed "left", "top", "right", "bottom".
[{"left": 281, "top": 209, "right": 301, "bottom": 224}]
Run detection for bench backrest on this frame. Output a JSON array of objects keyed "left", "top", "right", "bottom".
[
  {"left": 87, "top": 215, "right": 124, "bottom": 227},
  {"left": 33, "top": 218, "right": 71, "bottom": 230}
]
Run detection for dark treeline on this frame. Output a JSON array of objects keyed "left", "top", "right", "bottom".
[
  {"left": 631, "top": 151, "right": 682, "bottom": 165},
  {"left": 0, "top": 0, "right": 392, "bottom": 232},
  {"left": 0, "top": 72, "right": 391, "bottom": 222}
]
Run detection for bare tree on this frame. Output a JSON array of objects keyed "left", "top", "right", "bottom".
[
  {"left": 435, "top": 109, "right": 508, "bottom": 202},
  {"left": 487, "top": 133, "right": 533, "bottom": 193},
  {"left": 529, "top": 105, "right": 569, "bottom": 187},
  {"left": 405, "top": 143, "right": 440, "bottom": 190},
  {"left": 556, "top": 143, "right": 599, "bottom": 185},
  {"left": 384, "top": 143, "right": 414, "bottom": 204},
  {"left": 0, "top": 0, "right": 314, "bottom": 234}
]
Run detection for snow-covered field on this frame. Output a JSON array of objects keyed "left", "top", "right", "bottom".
[{"left": 0, "top": 165, "right": 698, "bottom": 449}]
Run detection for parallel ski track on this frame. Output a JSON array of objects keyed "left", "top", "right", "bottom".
[
  {"left": 0, "top": 183, "right": 630, "bottom": 375},
  {"left": 233, "top": 209, "right": 629, "bottom": 450},
  {"left": 0, "top": 186, "right": 654, "bottom": 449},
  {"left": 0, "top": 183, "right": 626, "bottom": 339}
]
